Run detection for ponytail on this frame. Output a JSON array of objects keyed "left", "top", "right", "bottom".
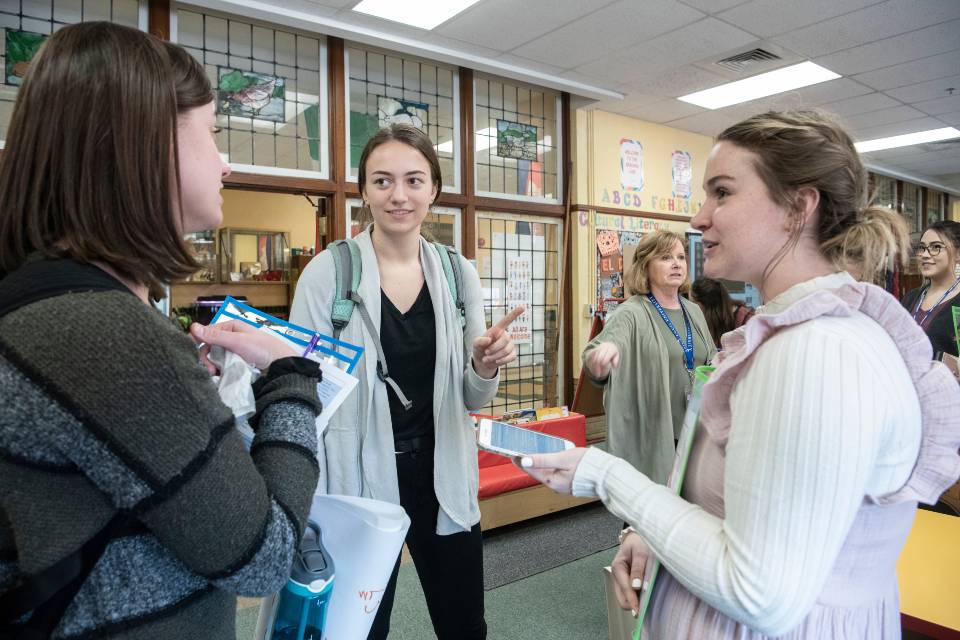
[{"left": 821, "top": 206, "right": 909, "bottom": 279}]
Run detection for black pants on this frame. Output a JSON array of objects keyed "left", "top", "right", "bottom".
[{"left": 367, "top": 446, "right": 487, "bottom": 640}]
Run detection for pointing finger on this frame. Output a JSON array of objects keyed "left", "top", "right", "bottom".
[{"left": 493, "top": 305, "right": 525, "bottom": 332}]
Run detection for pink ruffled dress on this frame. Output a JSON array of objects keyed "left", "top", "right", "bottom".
[{"left": 646, "top": 279, "right": 960, "bottom": 639}]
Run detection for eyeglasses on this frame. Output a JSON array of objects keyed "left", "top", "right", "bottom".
[{"left": 914, "top": 243, "right": 947, "bottom": 257}]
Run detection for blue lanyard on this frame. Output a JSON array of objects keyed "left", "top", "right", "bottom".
[
  {"left": 647, "top": 293, "right": 694, "bottom": 371},
  {"left": 912, "top": 277, "right": 960, "bottom": 328}
]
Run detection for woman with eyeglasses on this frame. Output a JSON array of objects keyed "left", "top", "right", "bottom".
[{"left": 902, "top": 220, "right": 960, "bottom": 357}]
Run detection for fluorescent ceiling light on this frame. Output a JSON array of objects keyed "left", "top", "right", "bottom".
[
  {"left": 855, "top": 127, "right": 960, "bottom": 153},
  {"left": 678, "top": 61, "right": 840, "bottom": 110},
  {"left": 353, "top": 0, "right": 482, "bottom": 30}
]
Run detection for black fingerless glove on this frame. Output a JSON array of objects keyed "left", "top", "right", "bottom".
[{"left": 249, "top": 356, "right": 323, "bottom": 429}]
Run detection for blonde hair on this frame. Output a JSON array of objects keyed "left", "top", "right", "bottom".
[
  {"left": 623, "top": 230, "right": 688, "bottom": 296},
  {"left": 717, "top": 110, "right": 909, "bottom": 280}
]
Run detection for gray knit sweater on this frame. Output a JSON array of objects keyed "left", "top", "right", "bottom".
[{"left": 0, "top": 258, "right": 322, "bottom": 639}]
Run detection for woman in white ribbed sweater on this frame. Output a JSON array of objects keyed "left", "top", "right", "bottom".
[{"left": 522, "top": 110, "right": 960, "bottom": 639}]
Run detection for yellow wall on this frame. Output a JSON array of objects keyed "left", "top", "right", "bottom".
[
  {"left": 953, "top": 199, "right": 960, "bottom": 222},
  {"left": 568, "top": 110, "right": 715, "bottom": 380},
  {"left": 588, "top": 110, "right": 714, "bottom": 216},
  {"left": 220, "top": 189, "right": 316, "bottom": 250}
]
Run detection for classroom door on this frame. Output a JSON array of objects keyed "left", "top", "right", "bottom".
[{"left": 475, "top": 212, "right": 563, "bottom": 415}]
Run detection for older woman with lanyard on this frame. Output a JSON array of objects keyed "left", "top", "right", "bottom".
[
  {"left": 902, "top": 220, "right": 960, "bottom": 357},
  {"left": 582, "top": 230, "right": 714, "bottom": 487}
]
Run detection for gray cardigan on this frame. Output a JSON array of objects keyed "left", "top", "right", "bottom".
[
  {"left": 290, "top": 228, "right": 500, "bottom": 534},
  {"left": 582, "top": 295, "right": 715, "bottom": 484}
]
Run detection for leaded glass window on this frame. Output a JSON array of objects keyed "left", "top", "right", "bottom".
[
  {"left": 0, "top": 0, "right": 144, "bottom": 141},
  {"left": 476, "top": 212, "right": 562, "bottom": 412},
  {"left": 176, "top": 7, "right": 328, "bottom": 177},
  {"left": 870, "top": 173, "right": 897, "bottom": 209},
  {"left": 474, "top": 75, "right": 561, "bottom": 203},
  {"left": 926, "top": 189, "right": 945, "bottom": 226},
  {"left": 346, "top": 45, "right": 458, "bottom": 191}
]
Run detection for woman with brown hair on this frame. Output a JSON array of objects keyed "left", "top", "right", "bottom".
[
  {"left": 582, "top": 229, "right": 714, "bottom": 485},
  {"left": 0, "top": 23, "right": 324, "bottom": 639},
  {"left": 902, "top": 219, "right": 960, "bottom": 357},
  {"left": 290, "top": 123, "right": 521, "bottom": 639},
  {"left": 524, "top": 110, "right": 959, "bottom": 639},
  {"left": 689, "top": 277, "right": 755, "bottom": 348}
]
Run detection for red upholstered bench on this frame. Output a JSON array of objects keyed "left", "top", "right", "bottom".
[{"left": 475, "top": 413, "right": 596, "bottom": 529}]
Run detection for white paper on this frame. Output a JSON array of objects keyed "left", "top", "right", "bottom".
[
  {"left": 255, "top": 494, "right": 411, "bottom": 640},
  {"left": 307, "top": 353, "right": 359, "bottom": 437}
]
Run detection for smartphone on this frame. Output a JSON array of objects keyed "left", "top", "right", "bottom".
[{"left": 476, "top": 418, "right": 576, "bottom": 457}]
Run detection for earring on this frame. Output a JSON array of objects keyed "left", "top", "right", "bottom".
[{"left": 954, "top": 262, "right": 960, "bottom": 279}]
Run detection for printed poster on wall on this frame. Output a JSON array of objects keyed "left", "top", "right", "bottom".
[
  {"left": 672, "top": 150, "right": 692, "bottom": 198},
  {"left": 620, "top": 138, "right": 644, "bottom": 192},
  {"left": 378, "top": 97, "right": 428, "bottom": 131},
  {"left": 506, "top": 256, "right": 532, "bottom": 344}
]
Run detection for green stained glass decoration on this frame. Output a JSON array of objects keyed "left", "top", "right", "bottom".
[
  {"left": 349, "top": 110, "right": 380, "bottom": 168},
  {"left": 5, "top": 29, "right": 47, "bottom": 86},
  {"left": 217, "top": 67, "right": 285, "bottom": 123},
  {"left": 304, "top": 103, "right": 320, "bottom": 162},
  {"left": 496, "top": 119, "right": 537, "bottom": 161}
]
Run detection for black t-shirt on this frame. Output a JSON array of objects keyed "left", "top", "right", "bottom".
[
  {"left": 901, "top": 287, "right": 960, "bottom": 357},
  {"left": 380, "top": 283, "right": 437, "bottom": 441}
]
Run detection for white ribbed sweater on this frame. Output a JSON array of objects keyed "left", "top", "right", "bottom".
[{"left": 572, "top": 273, "right": 922, "bottom": 636}]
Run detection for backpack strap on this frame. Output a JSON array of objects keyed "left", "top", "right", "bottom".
[
  {"left": 432, "top": 243, "right": 466, "bottom": 328},
  {"left": 329, "top": 240, "right": 360, "bottom": 341},
  {"left": 328, "top": 239, "right": 413, "bottom": 411}
]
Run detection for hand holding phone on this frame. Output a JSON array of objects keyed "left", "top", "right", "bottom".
[{"left": 475, "top": 418, "right": 575, "bottom": 458}]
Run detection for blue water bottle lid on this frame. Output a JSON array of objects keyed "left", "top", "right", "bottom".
[{"left": 289, "top": 521, "right": 335, "bottom": 595}]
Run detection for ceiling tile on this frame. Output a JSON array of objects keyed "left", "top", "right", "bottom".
[
  {"left": 679, "top": 0, "right": 749, "bottom": 13},
  {"left": 814, "top": 19, "right": 960, "bottom": 76},
  {"left": 623, "top": 99, "right": 706, "bottom": 123},
  {"left": 937, "top": 111, "right": 960, "bottom": 126},
  {"left": 666, "top": 110, "right": 742, "bottom": 137},
  {"left": 512, "top": 0, "right": 704, "bottom": 69},
  {"left": 886, "top": 74, "right": 960, "bottom": 104},
  {"left": 774, "top": 0, "right": 960, "bottom": 57},
  {"left": 912, "top": 94, "right": 960, "bottom": 116},
  {"left": 574, "top": 17, "right": 756, "bottom": 81},
  {"left": 843, "top": 105, "right": 928, "bottom": 129},
  {"left": 853, "top": 49, "right": 960, "bottom": 91},
  {"left": 619, "top": 65, "right": 730, "bottom": 99},
  {"left": 820, "top": 92, "right": 903, "bottom": 116},
  {"left": 308, "top": 0, "right": 357, "bottom": 8},
  {"left": 255, "top": 0, "right": 339, "bottom": 16},
  {"left": 717, "top": 0, "right": 879, "bottom": 39},
  {"left": 852, "top": 115, "right": 948, "bottom": 140},
  {"left": 435, "top": 0, "right": 612, "bottom": 52}
]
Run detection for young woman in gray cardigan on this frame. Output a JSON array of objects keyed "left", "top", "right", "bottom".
[
  {"left": 290, "top": 124, "right": 521, "bottom": 639},
  {"left": 582, "top": 230, "right": 715, "bottom": 486}
]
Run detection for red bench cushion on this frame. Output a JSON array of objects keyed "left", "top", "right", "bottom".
[
  {"left": 476, "top": 413, "right": 587, "bottom": 498},
  {"left": 478, "top": 462, "right": 539, "bottom": 498}
]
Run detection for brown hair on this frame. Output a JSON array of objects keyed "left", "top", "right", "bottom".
[
  {"left": 355, "top": 124, "right": 442, "bottom": 234},
  {"left": 690, "top": 277, "right": 735, "bottom": 348},
  {"left": 717, "top": 110, "right": 909, "bottom": 281},
  {"left": 0, "top": 22, "right": 213, "bottom": 298},
  {"left": 623, "top": 230, "right": 687, "bottom": 296}
]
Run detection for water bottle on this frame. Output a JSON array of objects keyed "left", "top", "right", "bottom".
[{"left": 270, "top": 521, "right": 335, "bottom": 640}]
